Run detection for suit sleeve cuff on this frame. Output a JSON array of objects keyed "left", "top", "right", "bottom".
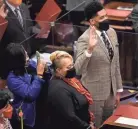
[
  {"left": 117, "top": 89, "right": 123, "bottom": 92},
  {"left": 85, "top": 50, "right": 92, "bottom": 57}
]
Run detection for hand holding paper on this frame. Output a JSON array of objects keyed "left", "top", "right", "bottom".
[{"left": 36, "top": 51, "right": 48, "bottom": 74}]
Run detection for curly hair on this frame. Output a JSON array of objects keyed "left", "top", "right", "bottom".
[
  {"left": 0, "top": 90, "right": 11, "bottom": 109},
  {"left": 85, "top": 1, "right": 103, "bottom": 21}
]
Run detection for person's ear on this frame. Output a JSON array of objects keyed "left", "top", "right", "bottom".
[
  {"left": 89, "top": 19, "right": 95, "bottom": 26},
  {"left": 56, "top": 68, "right": 60, "bottom": 73}
]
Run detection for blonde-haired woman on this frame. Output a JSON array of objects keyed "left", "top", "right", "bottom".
[{"left": 47, "top": 51, "right": 95, "bottom": 129}]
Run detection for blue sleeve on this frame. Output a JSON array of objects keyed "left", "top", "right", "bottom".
[
  {"left": 28, "top": 60, "right": 52, "bottom": 81},
  {"left": 7, "top": 74, "right": 44, "bottom": 101},
  {"left": 43, "top": 66, "right": 52, "bottom": 83},
  {"left": 27, "top": 60, "right": 37, "bottom": 74},
  {"left": 28, "top": 60, "right": 37, "bottom": 69}
]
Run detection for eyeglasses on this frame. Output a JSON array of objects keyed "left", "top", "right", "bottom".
[{"left": 67, "top": 63, "right": 74, "bottom": 70}]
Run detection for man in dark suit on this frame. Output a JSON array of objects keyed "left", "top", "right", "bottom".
[
  {"left": 1, "top": 0, "right": 33, "bottom": 54},
  {"left": 0, "top": 0, "right": 34, "bottom": 79}
]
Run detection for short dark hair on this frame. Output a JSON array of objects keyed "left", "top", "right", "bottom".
[
  {"left": 5, "top": 43, "right": 26, "bottom": 76},
  {"left": 84, "top": 1, "right": 104, "bottom": 21},
  {"left": 0, "top": 90, "right": 11, "bottom": 109}
]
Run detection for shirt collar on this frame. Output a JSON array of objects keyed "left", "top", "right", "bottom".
[{"left": 96, "top": 29, "right": 102, "bottom": 37}]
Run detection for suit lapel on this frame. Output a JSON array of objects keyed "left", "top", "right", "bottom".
[
  {"left": 19, "top": 5, "right": 26, "bottom": 29},
  {"left": 106, "top": 29, "right": 116, "bottom": 62},
  {"left": 6, "top": 4, "right": 24, "bottom": 31},
  {"left": 106, "top": 30, "right": 115, "bottom": 52}
]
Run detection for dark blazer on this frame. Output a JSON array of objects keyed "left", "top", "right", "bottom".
[
  {"left": 0, "top": 3, "right": 33, "bottom": 54},
  {"left": 47, "top": 77, "right": 91, "bottom": 129}
]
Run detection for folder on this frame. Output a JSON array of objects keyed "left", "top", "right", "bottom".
[
  {"left": 35, "top": 0, "right": 61, "bottom": 37},
  {"left": 113, "top": 105, "right": 138, "bottom": 119},
  {"left": 106, "top": 9, "right": 131, "bottom": 18},
  {"left": 0, "top": 15, "right": 8, "bottom": 40},
  {"left": 100, "top": 105, "right": 138, "bottom": 129}
]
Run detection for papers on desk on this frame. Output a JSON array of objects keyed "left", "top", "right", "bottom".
[
  {"left": 128, "top": 90, "right": 136, "bottom": 93},
  {"left": 117, "top": 6, "right": 133, "bottom": 11},
  {"left": 115, "top": 117, "right": 138, "bottom": 127}
]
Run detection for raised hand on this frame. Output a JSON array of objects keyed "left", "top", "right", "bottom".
[
  {"left": 90, "top": 122, "right": 96, "bottom": 129},
  {"left": 37, "top": 59, "right": 46, "bottom": 77},
  {"left": 0, "top": 4, "right": 8, "bottom": 18},
  {"left": 87, "top": 26, "right": 98, "bottom": 53}
]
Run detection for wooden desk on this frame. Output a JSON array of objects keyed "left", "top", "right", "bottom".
[
  {"left": 105, "top": 2, "right": 134, "bottom": 9},
  {"left": 81, "top": 1, "right": 136, "bottom": 30},
  {"left": 103, "top": 1, "right": 136, "bottom": 31},
  {"left": 105, "top": 1, "right": 136, "bottom": 21},
  {"left": 120, "top": 89, "right": 138, "bottom": 101},
  {"left": 40, "top": 45, "right": 73, "bottom": 54},
  {"left": 44, "top": 45, "right": 72, "bottom": 51},
  {"left": 129, "top": 102, "right": 138, "bottom": 107},
  {"left": 100, "top": 104, "right": 138, "bottom": 129},
  {"left": 110, "top": 25, "right": 133, "bottom": 30},
  {"left": 80, "top": 21, "right": 133, "bottom": 31}
]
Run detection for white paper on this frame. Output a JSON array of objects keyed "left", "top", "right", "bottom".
[
  {"left": 115, "top": 117, "right": 138, "bottom": 127},
  {"left": 117, "top": 6, "right": 133, "bottom": 11},
  {"left": 31, "top": 53, "right": 52, "bottom": 66}
]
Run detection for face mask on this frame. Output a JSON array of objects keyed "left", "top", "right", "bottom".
[
  {"left": 98, "top": 19, "right": 109, "bottom": 31},
  {"left": 65, "top": 67, "right": 76, "bottom": 78},
  {"left": 2, "top": 104, "right": 13, "bottom": 119}
]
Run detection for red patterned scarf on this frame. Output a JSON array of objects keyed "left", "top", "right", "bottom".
[{"left": 63, "top": 77, "right": 94, "bottom": 122}]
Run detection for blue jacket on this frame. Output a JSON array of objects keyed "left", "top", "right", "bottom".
[{"left": 7, "top": 60, "right": 45, "bottom": 127}]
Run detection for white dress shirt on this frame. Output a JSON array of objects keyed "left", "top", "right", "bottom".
[
  {"left": 6, "top": 1, "right": 23, "bottom": 26},
  {"left": 96, "top": 29, "right": 113, "bottom": 48}
]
